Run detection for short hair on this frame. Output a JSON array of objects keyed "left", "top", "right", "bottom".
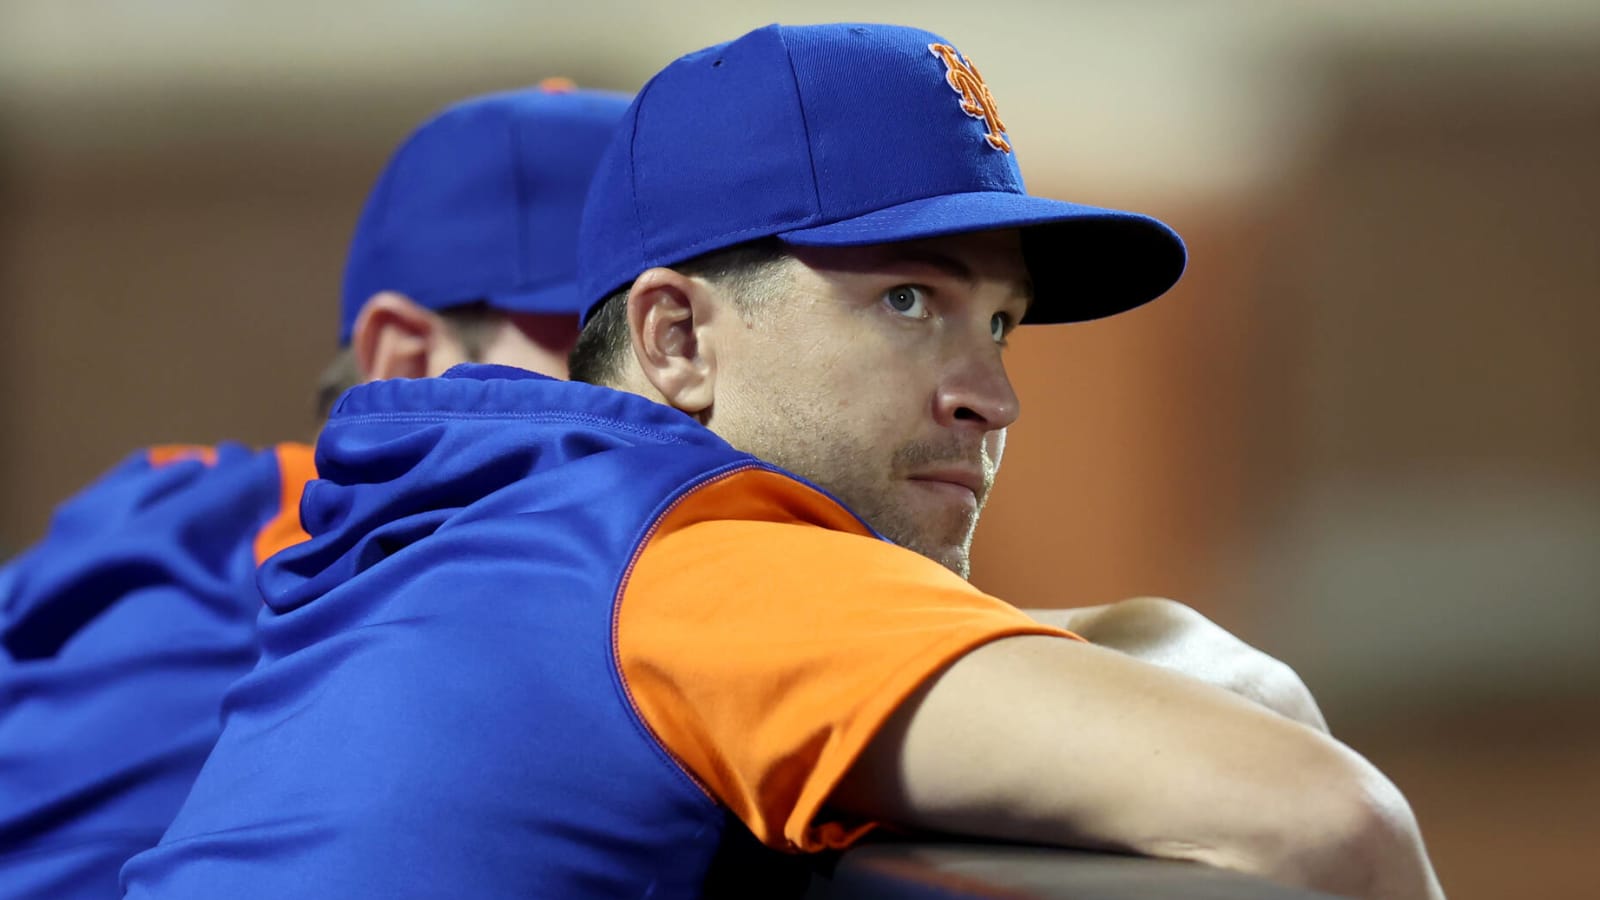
[
  {"left": 314, "top": 302, "right": 503, "bottom": 420},
  {"left": 568, "top": 238, "right": 790, "bottom": 386}
]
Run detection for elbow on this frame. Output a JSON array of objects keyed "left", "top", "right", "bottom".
[
  {"left": 1171, "top": 742, "right": 1439, "bottom": 900},
  {"left": 1297, "top": 763, "right": 1433, "bottom": 899},
  {"left": 1318, "top": 760, "right": 1441, "bottom": 900}
]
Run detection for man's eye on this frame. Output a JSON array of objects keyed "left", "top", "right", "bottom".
[
  {"left": 884, "top": 285, "right": 928, "bottom": 318},
  {"left": 990, "top": 312, "right": 1012, "bottom": 342}
]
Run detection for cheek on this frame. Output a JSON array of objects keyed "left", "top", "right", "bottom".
[
  {"left": 811, "top": 330, "right": 913, "bottom": 401},
  {"left": 735, "top": 321, "right": 922, "bottom": 457}
]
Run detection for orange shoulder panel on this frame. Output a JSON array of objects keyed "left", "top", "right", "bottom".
[
  {"left": 614, "top": 467, "right": 1079, "bottom": 854},
  {"left": 146, "top": 444, "right": 218, "bottom": 467},
  {"left": 252, "top": 442, "right": 317, "bottom": 566}
]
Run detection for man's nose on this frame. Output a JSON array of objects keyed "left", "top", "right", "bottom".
[{"left": 932, "top": 348, "right": 1020, "bottom": 433}]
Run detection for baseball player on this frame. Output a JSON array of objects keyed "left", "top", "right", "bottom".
[
  {"left": 0, "top": 85, "right": 629, "bottom": 899},
  {"left": 124, "top": 23, "right": 1443, "bottom": 900}
]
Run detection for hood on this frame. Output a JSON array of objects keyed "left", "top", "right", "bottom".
[{"left": 257, "top": 365, "right": 730, "bottom": 614}]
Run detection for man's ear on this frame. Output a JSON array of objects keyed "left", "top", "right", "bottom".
[
  {"left": 626, "top": 268, "right": 719, "bottom": 417},
  {"left": 351, "top": 292, "right": 454, "bottom": 382}
]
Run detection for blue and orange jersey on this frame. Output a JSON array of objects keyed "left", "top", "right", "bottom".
[
  {"left": 0, "top": 442, "right": 314, "bottom": 900},
  {"left": 123, "top": 365, "right": 1075, "bottom": 898}
]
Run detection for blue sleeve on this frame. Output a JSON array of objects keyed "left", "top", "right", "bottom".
[{"left": 0, "top": 444, "right": 287, "bottom": 900}]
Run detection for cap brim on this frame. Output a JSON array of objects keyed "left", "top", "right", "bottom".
[{"left": 777, "top": 192, "right": 1186, "bottom": 324}]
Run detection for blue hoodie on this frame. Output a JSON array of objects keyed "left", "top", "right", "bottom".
[
  {"left": 122, "top": 364, "right": 1069, "bottom": 898},
  {"left": 1, "top": 441, "right": 311, "bottom": 899}
]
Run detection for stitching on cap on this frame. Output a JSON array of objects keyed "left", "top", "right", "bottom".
[
  {"left": 507, "top": 111, "right": 529, "bottom": 285},
  {"left": 626, "top": 76, "right": 657, "bottom": 267},
  {"left": 776, "top": 28, "right": 825, "bottom": 222}
]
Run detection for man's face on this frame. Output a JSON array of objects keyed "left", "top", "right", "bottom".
[{"left": 710, "top": 229, "right": 1029, "bottom": 578}]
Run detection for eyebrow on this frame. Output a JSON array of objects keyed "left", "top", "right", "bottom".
[
  {"left": 887, "top": 247, "right": 975, "bottom": 284},
  {"left": 883, "top": 247, "right": 1035, "bottom": 313}
]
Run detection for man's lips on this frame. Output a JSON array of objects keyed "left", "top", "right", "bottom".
[{"left": 907, "top": 468, "right": 988, "bottom": 504}]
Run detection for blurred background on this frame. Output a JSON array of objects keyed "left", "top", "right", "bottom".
[{"left": 2, "top": 2, "right": 1595, "bottom": 896}]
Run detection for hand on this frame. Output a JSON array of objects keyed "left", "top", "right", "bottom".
[{"left": 1027, "top": 597, "right": 1331, "bottom": 734}]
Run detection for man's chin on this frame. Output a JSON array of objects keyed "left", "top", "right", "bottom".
[
  {"left": 843, "top": 495, "right": 974, "bottom": 578},
  {"left": 940, "top": 555, "right": 972, "bottom": 580},
  {"left": 905, "top": 539, "right": 971, "bottom": 580}
]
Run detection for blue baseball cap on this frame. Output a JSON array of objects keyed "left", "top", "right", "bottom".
[
  {"left": 578, "top": 23, "right": 1186, "bottom": 325},
  {"left": 341, "top": 83, "right": 630, "bottom": 344}
]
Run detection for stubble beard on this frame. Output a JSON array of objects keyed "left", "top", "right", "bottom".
[
  {"left": 863, "top": 489, "right": 981, "bottom": 578},
  {"left": 741, "top": 396, "right": 991, "bottom": 580}
]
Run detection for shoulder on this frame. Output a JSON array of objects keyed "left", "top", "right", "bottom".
[
  {"left": 621, "top": 463, "right": 1038, "bottom": 660},
  {"left": 625, "top": 463, "right": 988, "bottom": 604},
  {"left": 51, "top": 442, "right": 299, "bottom": 532},
  {"left": 612, "top": 465, "right": 1073, "bottom": 853},
  {"left": 2, "top": 442, "right": 311, "bottom": 640}
]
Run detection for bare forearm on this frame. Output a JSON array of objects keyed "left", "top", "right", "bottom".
[{"left": 835, "top": 636, "right": 1442, "bottom": 898}]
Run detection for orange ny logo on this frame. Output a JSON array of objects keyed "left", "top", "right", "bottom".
[{"left": 928, "top": 43, "right": 1011, "bottom": 153}]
